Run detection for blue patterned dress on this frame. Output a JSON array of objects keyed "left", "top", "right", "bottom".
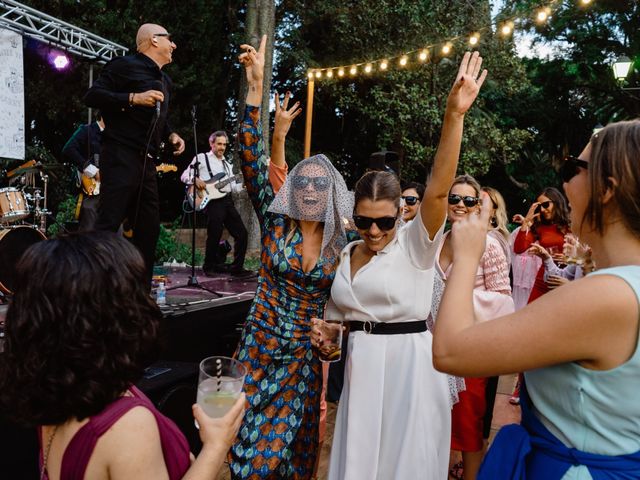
[{"left": 230, "top": 106, "right": 340, "bottom": 479}]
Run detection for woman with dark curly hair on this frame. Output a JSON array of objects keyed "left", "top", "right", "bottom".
[{"left": 0, "top": 231, "right": 244, "bottom": 480}]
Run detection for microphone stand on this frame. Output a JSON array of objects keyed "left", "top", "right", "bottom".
[{"left": 167, "top": 106, "right": 221, "bottom": 297}]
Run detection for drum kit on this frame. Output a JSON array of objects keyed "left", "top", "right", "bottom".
[{"left": 0, "top": 159, "right": 57, "bottom": 296}]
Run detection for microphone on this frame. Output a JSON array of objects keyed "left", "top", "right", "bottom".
[{"left": 154, "top": 79, "right": 164, "bottom": 118}]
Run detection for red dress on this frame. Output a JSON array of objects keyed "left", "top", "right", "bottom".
[{"left": 513, "top": 224, "right": 567, "bottom": 303}]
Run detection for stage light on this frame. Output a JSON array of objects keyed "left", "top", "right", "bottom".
[
  {"left": 349, "top": 66, "right": 357, "bottom": 75},
  {"left": 399, "top": 55, "right": 408, "bottom": 67},
  {"left": 469, "top": 34, "right": 479, "bottom": 46},
  {"left": 326, "top": 69, "right": 334, "bottom": 78},
  {"left": 380, "top": 60, "right": 388, "bottom": 70},
  {"left": 338, "top": 68, "right": 345, "bottom": 77},
  {"left": 418, "top": 50, "right": 428, "bottom": 62},
  {"left": 364, "top": 64, "right": 372, "bottom": 73},
  {"left": 315, "top": 70, "right": 322, "bottom": 78},
  {"left": 50, "top": 52, "right": 70, "bottom": 70}
]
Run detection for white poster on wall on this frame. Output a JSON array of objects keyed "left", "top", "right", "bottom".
[{"left": 0, "top": 28, "right": 25, "bottom": 160}]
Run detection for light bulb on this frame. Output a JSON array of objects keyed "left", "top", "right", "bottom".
[
  {"left": 469, "top": 34, "right": 479, "bottom": 46},
  {"left": 380, "top": 60, "right": 388, "bottom": 70},
  {"left": 442, "top": 44, "right": 451, "bottom": 55},
  {"left": 365, "top": 64, "right": 372, "bottom": 73},
  {"left": 399, "top": 56, "right": 408, "bottom": 67},
  {"left": 338, "top": 68, "right": 345, "bottom": 77},
  {"left": 418, "top": 50, "right": 428, "bottom": 62},
  {"left": 349, "top": 66, "right": 357, "bottom": 75},
  {"left": 326, "top": 70, "right": 333, "bottom": 78},
  {"left": 315, "top": 70, "right": 322, "bottom": 78}
]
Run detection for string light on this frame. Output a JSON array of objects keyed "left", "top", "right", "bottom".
[{"left": 306, "top": 1, "right": 590, "bottom": 80}]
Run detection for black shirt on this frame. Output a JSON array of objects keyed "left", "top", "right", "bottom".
[
  {"left": 61, "top": 121, "right": 103, "bottom": 171},
  {"left": 84, "top": 53, "right": 173, "bottom": 155}
]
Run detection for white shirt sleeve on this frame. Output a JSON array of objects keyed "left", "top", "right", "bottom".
[
  {"left": 83, "top": 164, "right": 99, "bottom": 178},
  {"left": 404, "top": 212, "right": 445, "bottom": 270},
  {"left": 180, "top": 157, "right": 197, "bottom": 185}
]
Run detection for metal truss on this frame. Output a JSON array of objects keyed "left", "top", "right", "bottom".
[{"left": 0, "top": 0, "right": 127, "bottom": 63}]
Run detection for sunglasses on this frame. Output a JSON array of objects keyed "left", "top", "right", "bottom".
[
  {"left": 153, "top": 32, "right": 173, "bottom": 42},
  {"left": 353, "top": 215, "right": 397, "bottom": 231},
  {"left": 538, "top": 201, "right": 552, "bottom": 209},
  {"left": 560, "top": 155, "right": 589, "bottom": 183},
  {"left": 292, "top": 175, "right": 330, "bottom": 191},
  {"left": 402, "top": 195, "right": 419, "bottom": 206},
  {"left": 448, "top": 194, "right": 479, "bottom": 208}
]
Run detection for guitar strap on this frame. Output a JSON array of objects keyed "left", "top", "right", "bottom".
[{"left": 203, "top": 153, "right": 214, "bottom": 178}]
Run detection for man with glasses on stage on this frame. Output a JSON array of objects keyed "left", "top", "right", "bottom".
[
  {"left": 181, "top": 131, "right": 250, "bottom": 277},
  {"left": 84, "top": 23, "right": 185, "bottom": 287}
]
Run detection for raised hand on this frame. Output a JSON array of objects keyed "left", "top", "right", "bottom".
[
  {"left": 239, "top": 34, "right": 267, "bottom": 86},
  {"left": 450, "top": 191, "right": 492, "bottom": 265},
  {"left": 446, "top": 51, "right": 488, "bottom": 116},
  {"left": 273, "top": 91, "right": 302, "bottom": 140}
]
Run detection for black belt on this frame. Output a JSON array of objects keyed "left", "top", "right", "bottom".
[{"left": 349, "top": 320, "right": 427, "bottom": 335}]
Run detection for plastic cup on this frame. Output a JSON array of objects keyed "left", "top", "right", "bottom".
[{"left": 196, "top": 356, "right": 246, "bottom": 419}]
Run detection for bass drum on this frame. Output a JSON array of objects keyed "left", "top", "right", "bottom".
[{"left": 0, "top": 227, "right": 46, "bottom": 294}]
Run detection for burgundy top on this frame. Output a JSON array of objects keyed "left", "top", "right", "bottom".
[{"left": 39, "top": 386, "right": 190, "bottom": 480}]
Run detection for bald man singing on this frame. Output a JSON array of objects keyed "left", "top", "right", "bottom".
[{"left": 85, "top": 24, "right": 185, "bottom": 287}]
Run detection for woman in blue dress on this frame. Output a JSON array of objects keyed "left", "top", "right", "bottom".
[
  {"left": 433, "top": 120, "right": 640, "bottom": 478},
  {"left": 229, "top": 37, "right": 355, "bottom": 480}
]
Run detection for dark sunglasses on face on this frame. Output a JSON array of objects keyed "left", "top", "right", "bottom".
[
  {"left": 448, "top": 194, "right": 479, "bottom": 208},
  {"left": 292, "top": 175, "right": 330, "bottom": 191},
  {"left": 353, "top": 215, "right": 397, "bottom": 231},
  {"left": 560, "top": 155, "right": 589, "bottom": 183},
  {"left": 538, "top": 201, "right": 552, "bottom": 209},
  {"left": 402, "top": 195, "right": 419, "bottom": 206},
  {"left": 153, "top": 32, "right": 173, "bottom": 42}
]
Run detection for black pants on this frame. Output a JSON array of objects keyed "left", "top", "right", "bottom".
[
  {"left": 203, "top": 195, "right": 247, "bottom": 269},
  {"left": 96, "top": 142, "right": 160, "bottom": 286},
  {"left": 78, "top": 194, "right": 99, "bottom": 232}
]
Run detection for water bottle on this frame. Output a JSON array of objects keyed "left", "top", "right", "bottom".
[{"left": 156, "top": 282, "right": 166, "bottom": 305}]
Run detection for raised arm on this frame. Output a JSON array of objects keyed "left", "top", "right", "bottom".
[
  {"left": 420, "top": 52, "right": 487, "bottom": 239},
  {"left": 237, "top": 35, "right": 274, "bottom": 223},
  {"left": 269, "top": 91, "right": 301, "bottom": 193}
]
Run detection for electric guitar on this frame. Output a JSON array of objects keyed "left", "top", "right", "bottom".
[
  {"left": 80, "top": 163, "right": 177, "bottom": 196},
  {"left": 187, "top": 172, "right": 243, "bottom": 211}
]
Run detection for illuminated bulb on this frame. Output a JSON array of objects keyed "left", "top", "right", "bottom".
[
  {"left": 364, "top": 64, "right": 372, "bottom": 73},
  {"left": 307, "top": 71, "right": 313, "bottom": 79},
  {"left": 442, "top": 44, "right": 451, "bottom": 55},
  {"left": 326, "top": 70, "right": 333, "bottom": 78},
  {"left": 338, "top": 68, "right": 345, "bottom": 77},
  {"left": 399, "top": 55, "right": 408, "bottom": 67},
  {"left": 418, "top": 50, "right": 428, "bottom": 62},
  {"left": 469, "top": 34, "right": 479, "bottom": 46},
  {"left": 581, "top": 0, "right": 591, "bottom": 4},
  {"left": 501, "top": 23, "right": 513, "bottom": 36},
  {"left": 536, "top": 9, "right": 549, "bottom": 23},
  {"left": 349, "top": 66, "right": 357, "bottom": 75},
  {"left": 380, "top": 60, "right": 388, "bottom": 70},
  {"left": 315, "top": 70, "right": 322, "bottom": 78}
]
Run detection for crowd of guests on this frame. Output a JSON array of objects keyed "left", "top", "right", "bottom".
[{"left": 1, "top": 29, "right": 639, "bottom": 480}]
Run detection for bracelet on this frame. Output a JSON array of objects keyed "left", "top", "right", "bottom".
[{"left": 129, "top": 92, "right": 135, "bottom": 107}]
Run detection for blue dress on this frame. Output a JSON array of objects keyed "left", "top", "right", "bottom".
[{"left": 480, "top": 265, "right": 640, "bottom": 479}]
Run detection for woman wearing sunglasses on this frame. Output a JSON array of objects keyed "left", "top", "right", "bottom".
[
  {"left": 315, "top": 51, "right": 487, "bottom": 480},
  {"left": 400, "top": 181, "right": 425, "bottom": 223},
  {"left": 434, "top": 176, "right": 514, "bottom": 480},
  {"left": 434, "top": 119, "right": 640, "bottom": 479},
  {"left": 230, "top": 37, "right": 357, "bottom": 479},
  {"left": 513, "top": 187, "right": 571, "bottom": 303}
]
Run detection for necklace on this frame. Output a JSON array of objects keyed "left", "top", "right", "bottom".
[{"left": 40, "top": 425, "right": 59, "bottom": 480}]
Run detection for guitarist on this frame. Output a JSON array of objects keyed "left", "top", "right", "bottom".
[
  {"left": 180, "top": 130, "right": 249, "bottom": 276},
  {"left": 61, "top": 111, "right": 104, "bottom": 231}
]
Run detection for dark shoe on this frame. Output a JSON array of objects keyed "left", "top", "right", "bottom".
[
  {"left": 228, "top": 267, "right": 254, "bottom": 277},
  {"left": 203, "top": 264, "right": 228, "bottom": 276}
]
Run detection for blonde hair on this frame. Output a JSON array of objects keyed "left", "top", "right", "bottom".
[{"left": 482, "top": 186, "right": 509, "bottom": 242}]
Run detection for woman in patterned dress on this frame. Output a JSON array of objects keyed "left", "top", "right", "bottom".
[{"left": 229, "top": 37, "right": 354, "bottom": 480}]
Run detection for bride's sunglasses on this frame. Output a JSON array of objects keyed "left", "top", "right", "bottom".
[
  {"left": 448, "top": 194, "right": 479, "bottom": 208},
  {"left": 402, "top": 195, "right": 419, "bottom": 206},
  {"left": 560, "top": 155, "right": 589, "bottom": 183},
  {"left": 353, "top": 215, "right": 397, "bottom": 231}
]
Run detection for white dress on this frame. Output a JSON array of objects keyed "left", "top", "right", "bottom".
[{"left": 327, "top": 214, "right": 450, "bottom": 480}]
